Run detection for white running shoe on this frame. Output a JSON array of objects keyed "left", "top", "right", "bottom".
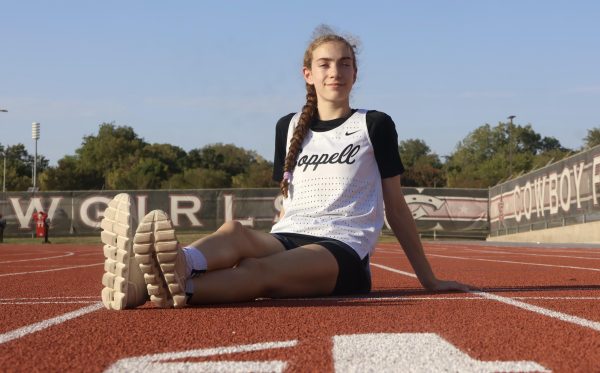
[
  {"left": 100, "top": 193, "right": 149, "bottom": 310},
  {"left": 133, "top": 210, "right": 188, "bottom": 308}
]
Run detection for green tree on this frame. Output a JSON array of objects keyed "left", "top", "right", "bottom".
[
  {"left": 584, "top": 127, "right": 600, "bottom": 149},
  {"left": 185, "top": 143, "right": 272, "bottom": 188},
  {"left": 232, "top": 161, "right": 277, "bottom": 188},
  {"left": 165, "top": 168, "right": 230, "bottom": 189},
  {"left": 408, "top": 155, "right": 446, "bottom": 187},
  {"left": 0, "top": 143, "right": 48, "bottom": 191},
  {"left": 142, "top": 143, "right": 186, "bottom": 176},
  {"left": 191, "top": 143, "right": 261, "bottom": 175},
  {"left": 77, "top": 123, "right": 146, "bottom": 188},
  {"left": 107, "top": 157, "right": 166, "bottom": 190},
  {"left": 39, "top": 155, "right": 103, "bottom": 190},
  {"left": 106, "top": 143, "right": 188, "bottom": 190},
  {"left": 398, "top": 139, "right": 445, "bottom": 187},
  {"left": 445, "top": 122, "right": 571, "bottom": 188},
  {"left": 33, "top": 124, "right": 278, "bottom": 191}
]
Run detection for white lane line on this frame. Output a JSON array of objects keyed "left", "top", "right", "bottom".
[
  {"left": 0, "top": 296, "right": 98, "bottom": 300},
  {"left": 0, "top": 252, "right": 42, "bottom": 257},
  {"left": 371, "top": 264, "right": 417, "bottom": 278},
  {"left": 512, "top": 297, "right": 600, "bottom": 300},
  {"left": 0, "top": 252, "right": 75, "bottom": 264},
  {"left": 473, "top": 286, "right": 600, "bottom": 293},
  {"left": 371, "top": 263, "right": 418, "bottom": 278},
  {"left": 427, "top": 254, "right": 600, "bottom": 272},
  {"left": 426, "top": 242, "right": 600, "bottom": 251},
  {"left": 1, "top": 301, "right": 98, "bottom": 305},
  {"left": 422, "top": 244, "right": 600, "bottom": 256},
  {"left": 77, "top": 253, "right": 104, "bottom": 257},
  {"left": 474, "top": 292, "right": 600, "bottom": 331},
  {"left": 0, "top": 295, "right": 100, "bottom": 305},
  {"left": 461, "top": 248, "right": 600, "bottom": 261},
  {"left": 266, "top": 296, "right": 600, "bottom": 302},
  {"left": 371, "top": 262, "right": 600, "bottom": 332},
  {"left": 0, "top": 263, "right": 103, "bottom": 277},
  {"left": 376, "top": 245, "right": 600, "bottom": 264},
  {"left": 105, "top": 340, "right": 298, "bottom": 372},
  {"left": 0, "top": 302, "right": 104, "bottom": 345}
]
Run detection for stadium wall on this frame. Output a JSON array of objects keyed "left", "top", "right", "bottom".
[
  {"left": 488, "top": 144, "right": 600, "bottom": 244},
  {"left": 0, "top": 187, "right": 489, "bottom": 239}
]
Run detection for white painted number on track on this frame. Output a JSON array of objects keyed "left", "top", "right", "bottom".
[
  {"left": 105, "top": 333, "right": 549, "bottom": 372},
  {"left": 333, "top": 333, "right": 549, "bottom": 372},
  {"left": 105, "top": 340, "right": 296, "bottom": 373}
]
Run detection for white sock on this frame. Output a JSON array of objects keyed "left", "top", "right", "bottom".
[
  {"left": 185, "top": 279, "right": 195, "bottom": 295},
  {"left": 182, "top": 247, "right": 208, "bottom": 295},
  {"left": 182, "top": 247, "right": 208, "bottom": 274}
]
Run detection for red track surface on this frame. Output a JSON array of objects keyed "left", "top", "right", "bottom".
[{"left": 1, "top": 241, "right": 599, "bottom": 372}]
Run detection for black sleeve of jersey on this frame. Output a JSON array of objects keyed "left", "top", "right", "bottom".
[
  {"left": 272, "top": 113, "right": 295, "bottom": 182},
  {"left": 366, "top": 111, "right": 405, "bottom": 178}
]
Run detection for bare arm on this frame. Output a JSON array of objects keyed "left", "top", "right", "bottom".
[
  {"left": 382, "top": 175, "right": 470, "bottom": 292},
  {"left": 279, "top": 207, "right": 285, "bottom": 221}
]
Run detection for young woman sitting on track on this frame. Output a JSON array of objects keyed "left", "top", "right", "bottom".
[{"left": 100, "top": 26, "right": 469, "bottom": 310}]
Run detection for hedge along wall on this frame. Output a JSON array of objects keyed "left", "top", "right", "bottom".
[
  {"left": 489, "top": 144, "right": 600, "bottom": 237},
  {"left": 0, "top": 187, "right": 489, "bottom": 238}
]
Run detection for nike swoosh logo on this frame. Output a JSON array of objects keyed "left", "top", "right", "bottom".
[{"left": 345, "top": 130, "right": 359, "bottom": 136}]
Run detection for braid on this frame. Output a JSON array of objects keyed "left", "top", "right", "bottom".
[{"left": 280, "top": 84, "right": 317, "bottom": 197}]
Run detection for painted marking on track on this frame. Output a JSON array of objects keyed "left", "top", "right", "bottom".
[
  {"left": 333, "top": 333, "right": 548, "bottom": 372},
  {"left": 0, "top": 252, "right": 50, "bottom": 257},
  {"left": 474, "top": 291, "right": 600, "bottom": 332},
  {"left": 372, "top": 262, "right": 600, "bottom": 332},
  {"left": 0, "top": 252, "right": 75, "bottom": 264},
  {"left": 377, "top": 244, "right": 600, "bottom": 260},
  {"left": 0, "top": 262, "right": 103, "bottom": 277},
  {"left": 461, "top": 248, "right": 600, "bottom": 260},
  {"left": 107, "top": 334, "right": 548, "bottom": 372},
  {"left": 431, "top": 244, "right": 600, "bottom": 256},
  {"left": 427, "top": 253, "right": 600, "bottom": 272},
  {"left": 0, "top": 296, "right": 98, "bottom": 300},
  {"left": 0, "top": 295, "right": 99, "bottom": 305},
  {"left": 0, "top": 301, "right": 98, "bottom": 305},
  {"left": 0, "top": 302, "right": 103, "bottom": 345},
  {"left": 77, "top": 252, "right": 105, "bottom": 257},
  {"left": 268, "top": 295, "right": 600, "bottom": 302},
  {"left": 370, "top": 263, "right": 419, "bottom": 278},
  {"left": 105, "top": 340, "right": 298, "bottom": 373},
  {"left": 476, "top": 286, "right": 600, "bottom": 293}
]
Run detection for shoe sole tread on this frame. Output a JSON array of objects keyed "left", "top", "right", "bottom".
[
  {"left": 133, "top": 210, "right": 187, "bottom": 308},
  {"left": 100, "top": 193, "right": 148, "bottom": 310}
]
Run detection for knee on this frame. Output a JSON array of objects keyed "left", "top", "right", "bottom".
[
  {"left": 215, "top": 221, "right": 245, "bottom": 241},
  {"left": 216, "top": 220, "right": 254, "bottom": 247},
  {"left": 217, "top": 220, "right": 244, "bottom": 236}
]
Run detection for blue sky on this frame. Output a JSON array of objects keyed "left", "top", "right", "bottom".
[{"left": 1, "top": 1, "right": 599, "bottom": 166}]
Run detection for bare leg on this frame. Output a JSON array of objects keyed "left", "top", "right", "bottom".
[
  {"left": 186, "top": 221, "right": 285, "bottom": 270},
  {"left": 188, "top": 244, "right": 339, "bottom": 304}
]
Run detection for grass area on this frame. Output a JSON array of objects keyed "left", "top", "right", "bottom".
[
  {"left": 0, "top": 231, "right": 483, "bottom": 246},
  {"left": 0, "top": 235, "right": 105, "bottom": 245},
  {"left": 0, "top": 232, "right": 213, "bottom": 245}
]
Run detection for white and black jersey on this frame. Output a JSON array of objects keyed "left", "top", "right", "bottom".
[{"left": 270, "top": 109, "right": 404, "bottom": 259}]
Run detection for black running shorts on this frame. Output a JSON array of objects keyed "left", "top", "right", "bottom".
[{"left": 270, "top": 232, "right": 371, "bottom": 295}]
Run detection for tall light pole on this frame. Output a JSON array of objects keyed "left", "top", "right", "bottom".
[
  {"left": 1, "top": 109, "right": 7, "bottom": 192},
  {"left": 32, "top": 122, "right": 40, "bottom": 191},
  {"left": 507, "top": 115, "right": 516, "bottom": 178}
]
